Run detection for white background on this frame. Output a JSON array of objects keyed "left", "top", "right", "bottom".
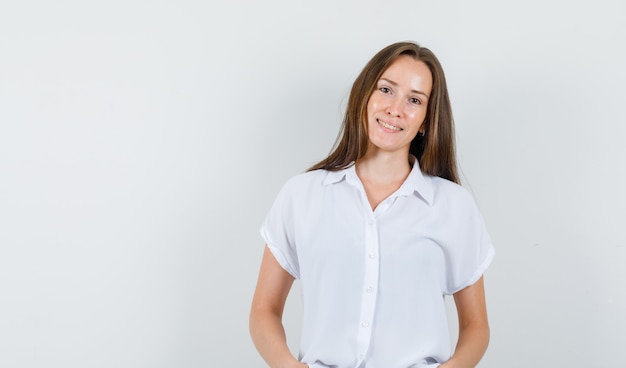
[{"left": 1, "top": 0, "right": 625, "bottom": 367}]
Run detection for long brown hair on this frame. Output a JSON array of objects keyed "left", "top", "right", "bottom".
[{"left": 308, "top": 41, "right": 459, "bottom": 184}]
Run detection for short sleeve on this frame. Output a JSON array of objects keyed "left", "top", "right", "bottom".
[
  {"left": 260, "top": 179, "right": 301, "bottom": 279},
  {"left": 443, "top": 190, "right": 495, "bottom": 295}
]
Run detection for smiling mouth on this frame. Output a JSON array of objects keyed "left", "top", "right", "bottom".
[{"left": 377, "top": 118, "right": 403, "bottom": 131}]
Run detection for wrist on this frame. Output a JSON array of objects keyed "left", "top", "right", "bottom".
[
  {"left": 438, "top": 360, "right": 457, "bottom": 368},
  {"left": 280, "top": 361, "right": 307, "bottom": 368}
]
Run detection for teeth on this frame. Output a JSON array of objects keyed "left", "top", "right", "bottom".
[{"left": 377, "top": 119, "right": 402, "bottom": 131}]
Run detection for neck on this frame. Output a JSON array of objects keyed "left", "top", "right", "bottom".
[
  {"left": 355, "top": 148, "right": 413, "bottom": 211},
  {"left": 355, "top": 148, "right": 412, "bottom": 186}
]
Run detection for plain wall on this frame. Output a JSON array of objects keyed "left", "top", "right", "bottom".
[{"left": 1, "top": 0, "right": 625, "bottom": 367}]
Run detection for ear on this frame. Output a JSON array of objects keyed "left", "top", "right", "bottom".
[{"left": 419, "top": 120, "right": 428, "bottom": 135}]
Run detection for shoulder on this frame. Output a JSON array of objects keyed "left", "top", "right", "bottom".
[
  {"left": 267, "top": 169, "right": 335, "bottom": 216},
  {"left": 283, "top": 169, "right": 328, "bottom": 188},
  {"left": 276, "top": 169, "right": 330, "bottom": 198},
  {"left": 429, "top": 176, "right": 478, "bottom": 210},
  {"left": 428, "top": 177, "right": 492, "bottom": 249}
]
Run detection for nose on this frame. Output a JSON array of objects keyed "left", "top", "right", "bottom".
[{"left": 385, "top": 97, "right": 402, "bottom": 117}]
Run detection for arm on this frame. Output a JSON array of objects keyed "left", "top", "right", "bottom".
[
  {"left": 440, "top": 276, "right": 490, "bottom": 368},
  {"left": 249, "top": 245, "right": 307, "bottom": 368}
]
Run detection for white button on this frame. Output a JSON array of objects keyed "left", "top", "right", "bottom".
[
  {"left": 361, "top": 322, "right": 370, "bottom": 328},
  {"left": 368, "top": 253, "right": 376, "bottom": 259},
  {"left": 366, "top": 286, "right": 374, "bottom": 293}
]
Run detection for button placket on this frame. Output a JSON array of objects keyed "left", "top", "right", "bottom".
[{"left": 356, "top": 216, "right": 379, "bottom": 363}]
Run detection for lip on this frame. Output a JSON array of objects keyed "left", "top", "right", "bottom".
[{"left": 376, "top": 118, "right": 403, "bottom": 131}]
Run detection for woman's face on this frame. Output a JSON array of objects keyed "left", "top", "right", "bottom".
[{"left": 366, "top": 55, "right": 433, "bottom": 156}]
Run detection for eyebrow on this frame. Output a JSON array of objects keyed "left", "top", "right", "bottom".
[{"left": 379, "top": 78, "right": 430, "bottom": 98}]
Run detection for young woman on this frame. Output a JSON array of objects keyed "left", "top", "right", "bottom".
[{"left": 250, "top": 41, "right": 495, "bottom": 368}]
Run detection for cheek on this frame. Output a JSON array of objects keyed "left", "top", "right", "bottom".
[
  {"left": 366, "top": 94, "right": 383, "bottom": 114},
  {"left": 408, "top": 108, "right": 427, "bottom": 123},
  {"left": 405, "top": 110, "right": 419, "bottom": 123}
]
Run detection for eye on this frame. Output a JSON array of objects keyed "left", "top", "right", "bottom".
[
  {"left": 379, "top": 86, "right": 392, "bottom": 94},
  {"left": 409, "top": 97, "right": 422, "bottom": 105}
]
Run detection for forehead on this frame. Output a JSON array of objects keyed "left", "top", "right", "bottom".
[{"left": 380, "top": 55, "right": 433, "bottom": 90}]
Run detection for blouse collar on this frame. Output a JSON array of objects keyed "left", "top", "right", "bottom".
[{"left": 322, "top": 155, "right": 434, "bottom": 206}]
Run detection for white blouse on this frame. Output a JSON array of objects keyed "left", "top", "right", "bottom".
[{"left": 260, "top": 159, "right": 495, "bottom": 368}]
